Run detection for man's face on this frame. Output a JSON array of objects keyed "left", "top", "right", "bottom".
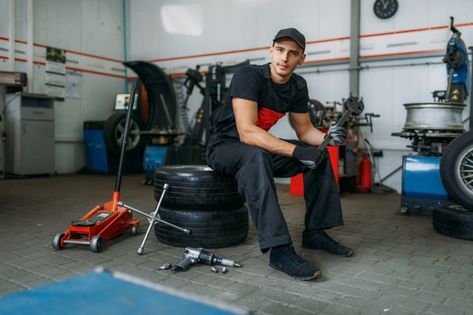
[{"left": 270, "top": 39, "right": 306, "bottom": 79}]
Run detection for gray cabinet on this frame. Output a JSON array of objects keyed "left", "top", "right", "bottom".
[{"left": 5, "top": 93, "right": 55, "bottom": 175}]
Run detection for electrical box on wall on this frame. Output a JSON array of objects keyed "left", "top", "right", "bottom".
[{"left": 5, "top": 93, "right": 55, "bottom": 176}]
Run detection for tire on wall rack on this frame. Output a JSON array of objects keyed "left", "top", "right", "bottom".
[
  {"left": 154, "top": 165, "right": 244, "bottom": 210},
  {"left": 440, "top": 130, "right": 473, "bottom": 210},
  {"left": 154, "top": 205, "right": 249, "bottom": 248},
  {"left": 103, "top": 112, "right": 143, "bottom": 153},
  {"left": 432, "top": 205, "right": 473, "bottom": 240}
]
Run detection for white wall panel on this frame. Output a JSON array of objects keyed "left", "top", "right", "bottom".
[
  {"left": 129, "top": 0, "right": 351, "bottom": 64},
  {"left": 0, "top": 0, "right": 126, "bottom": 174}
]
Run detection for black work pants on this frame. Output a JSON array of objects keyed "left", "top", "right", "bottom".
[{"left": 206, "top": 139, "right": 344, "bottom": 251}]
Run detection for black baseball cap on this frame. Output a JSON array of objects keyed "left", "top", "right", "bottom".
[{"left": 273, "top": 28, "right": 306, "bottom": 51}]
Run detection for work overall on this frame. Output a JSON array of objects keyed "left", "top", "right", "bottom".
[
  {"left": 206, "top": 138, "right": 343, "bottom": 251},
  {"left": 206, "top": 63, "right": 344, "bottom": 251}
]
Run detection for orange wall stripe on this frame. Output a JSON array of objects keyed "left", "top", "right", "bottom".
[
  {"left": 305, "top": 57, "right": 351, "bottom": 65},
  {"left": 1, "top": 21, "right": 472, "bottom": 65},
  {"left": 307, "top": 36, "right": 351, "bottom": 44},
  {"left": 65, "top": 49, "right": 123, "bottom": 64},
  {"left": 149, "top": 46, "right": 270, "bottom": 63},
  {"left": 361, "top": 49, "right": 444, "bottom": 59},
  {"left": 361, "top": 21, "right": 473, "bottom": 38},
  {"left": 66, "top": 66, "right": 126, "bottom": 79},
  {"left": 0, "top": 36, "right": 122, "bottom": 64}
]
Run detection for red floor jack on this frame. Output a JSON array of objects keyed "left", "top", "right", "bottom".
[{"left": 52, "top": 81, "right": 142, "bottom": 253}]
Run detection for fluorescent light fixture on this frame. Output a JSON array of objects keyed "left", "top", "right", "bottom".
[{"left": 161, "top": 5, "right": 203, "bottom": 36}]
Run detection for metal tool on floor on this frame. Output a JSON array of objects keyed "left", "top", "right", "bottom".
[
  {"left": 172, "top": 247, "right": 242, "bottom": 272},
  {"left": 118, "top": 183, "right": 191, "bottom": 255},
  {"left": 52, "top": 79, "right": 142, "bottom": 253}
]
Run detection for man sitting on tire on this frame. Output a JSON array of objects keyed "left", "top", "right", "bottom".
[{"left": 206, "top": 28, "right": 352, "bottom": 281}]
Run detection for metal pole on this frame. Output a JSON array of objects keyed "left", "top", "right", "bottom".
[
  {"left": 349, "top": 0, "right": 361, "bottom": 96},
  {"left": 8, "top": 0, "right": 15, "bottom": 71},
  {"left": 26, "top": 0, "right": 33, "bottom": 92}
]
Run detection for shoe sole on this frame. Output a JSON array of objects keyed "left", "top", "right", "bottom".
[
  {"left": 269, "top": 264, "right": 322, "bottom": 281},
  {"left": 302, "top": 243, "right": 354, "bottom": 257}
]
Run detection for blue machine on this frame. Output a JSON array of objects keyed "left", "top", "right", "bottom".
[
  {"left": 443, "top": 16, "right": 469, "bottom": 102},
  {"left": 0, "top": 270, "right": 250, "bottom": 315},
  {"left": 143, "top": 145, "right": 168, "bottom": 184},
  {"left": 401, "top": 156, "right": 453, "bottom": 215},
  {"left": 399, "top": 17, "right": 470, "bottom": 215}
]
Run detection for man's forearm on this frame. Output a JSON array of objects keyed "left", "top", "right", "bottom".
[
  {"left": 298, "top": 127, "right": 326, "bottom": 146},
  {"left": 238, "top": 126, "right": 296, "bottom": 156}
]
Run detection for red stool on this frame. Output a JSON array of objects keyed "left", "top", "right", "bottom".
[{"left": 289, "top": 146, "right": 339, "bottom": 196}]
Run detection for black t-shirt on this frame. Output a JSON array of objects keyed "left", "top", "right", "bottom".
[{"left": 208, "top": 63, "right": 309, "bottom": 145}]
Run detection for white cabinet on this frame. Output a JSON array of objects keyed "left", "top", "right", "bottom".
[{"left": 5, "top": 93, "right": 55, "bottom": 176}]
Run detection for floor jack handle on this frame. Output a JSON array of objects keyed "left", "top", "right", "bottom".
[{"left": 114, "top": 80, "right": 139, "bottom": 195}]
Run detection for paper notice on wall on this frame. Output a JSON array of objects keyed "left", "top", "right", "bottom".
[
  {"left": 46, "top": 61, "right": 66, "bottom": 75},
  {"left": 46, "top": 84, "right": 65, "bottom": 99},
  {"left": 45, "top": 47, "right": 66, "bottom": 99},
  {"left": 65, "top": 71, "right": 82, "bottom": 99}
]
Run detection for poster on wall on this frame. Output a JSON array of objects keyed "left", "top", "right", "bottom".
[
  {"left": 45, "top": 47, "right": 66, "bottom": 99},
  {"left": 65, "top": 71, "right": 82, "bottom": 99}
]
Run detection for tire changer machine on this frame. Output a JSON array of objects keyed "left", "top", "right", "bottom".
[{"left": 392, "top": 17, "right": 471, "bottom": 215}]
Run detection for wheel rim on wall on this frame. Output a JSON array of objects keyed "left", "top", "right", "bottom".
[{"left": 115, "top": 118, "right": 141, "bottom": 150}]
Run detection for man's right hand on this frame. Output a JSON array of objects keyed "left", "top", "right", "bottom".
[{"left": 292, "top": 146, "right": 327, "bottom": 169}]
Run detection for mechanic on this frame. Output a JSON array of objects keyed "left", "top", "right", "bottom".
[{"left": 206, "top": 28, "right": 352, "bottom": 281}]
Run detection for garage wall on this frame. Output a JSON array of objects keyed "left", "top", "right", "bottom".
[
  {"left": 3, "top": 0, "right": 470, "bottom": 188},
  {"left": 128, "top": 0, "right": 473, "bottom": 192},
  {"left": 127, "top": 0, "right": 472, "bottom": 192},
  {"left": 0, "top": 0, "right": 126, "bottom": 173}
]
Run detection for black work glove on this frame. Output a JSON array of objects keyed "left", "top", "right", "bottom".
[
  {"left": 293, "top": 146, "right": 327, "bottom": 169},
  {"left": 325, "top": 122, "right": 347, "bottom": 146}
]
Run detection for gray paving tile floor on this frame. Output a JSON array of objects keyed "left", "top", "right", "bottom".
[{"left": 0, "top": 174, "right": 472, "bottom": 314}]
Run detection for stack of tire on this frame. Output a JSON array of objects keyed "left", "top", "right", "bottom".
[
  {"left": 434, "top": 129, "right": 473, "bottom": 240},
  {"left": 153, "top": 165, "right": 249, "bottom": 248}
]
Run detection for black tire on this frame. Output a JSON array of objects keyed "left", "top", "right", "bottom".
[
  {"left": 440, "top": 130, "right": 473, "bottom": 210},
  {"left": 432, "top": 205, "right": 473, "bottom": 240},
  {"left": 154, "top": 205, "right": 249, "bottom": 248},
  {"left": 103, "top": 112, "right": 143, "bottom": 153},
  {"left": 153, "top": 165, "right": 244, "bottom": 210}
]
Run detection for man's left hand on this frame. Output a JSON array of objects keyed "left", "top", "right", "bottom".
[{"left": 325, "top": 123, "right": 346, "bottom": 146}]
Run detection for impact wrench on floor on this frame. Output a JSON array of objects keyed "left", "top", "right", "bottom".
[{"left": 118, "top": 183, "right": 191, "bottom": 255}]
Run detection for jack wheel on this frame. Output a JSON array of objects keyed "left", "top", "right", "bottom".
[
  {"left": 90, "top": 236, "right": 104, "bottom": 253},
  {"left": 130, "top": 224, "right": 138, "bottom": 236},
  {"left": 52, "top": 233, "right": 65, "bottom": 250}
]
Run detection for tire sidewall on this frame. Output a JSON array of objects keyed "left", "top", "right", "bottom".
[{"left": 440, "top": 130, "right": 473, "bottom": 209}]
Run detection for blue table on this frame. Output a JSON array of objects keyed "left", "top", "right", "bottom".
[{"left": 0, "top": 270, "right": 251, "bottom": 315}]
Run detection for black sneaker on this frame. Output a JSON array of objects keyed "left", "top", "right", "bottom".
[
  {"left": 302, "top": 230, "right": 353, "bottom": 257},
  {"left": 269, "top": 245, "right": 321, "bottom": 281}
]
